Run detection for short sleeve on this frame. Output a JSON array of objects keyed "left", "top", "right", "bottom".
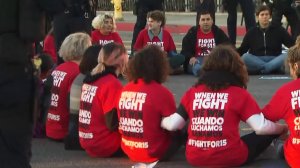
[
  {"left": 101, "top": 80, "right": 123, "bottom": 114},
  {"left": 160, "top": 88, "right": 176, "bottom": 117},
  {"left": 239, "top": 91, "right": 261, "bottom": 122}
]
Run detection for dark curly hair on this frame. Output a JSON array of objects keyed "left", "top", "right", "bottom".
[
  {"left": 126, "top": 45, "right": 170, "bottom": 84},
  {"left": 196, "top": 45, "right": 249, "bottom": 91}
]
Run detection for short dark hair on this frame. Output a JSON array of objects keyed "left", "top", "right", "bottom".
[
  {"left": 147, "top": 10, "right": 166, "bottom": 27},
  {"left": 196, "top": 45, "right": 248, "bottom": 90},
  {"left": 79, "top": 45, "right": 102, "bottom": 74},
  {"left": 256, "top": 5, "right": 271, "bottom": 16},
  {"left": 199, "top": 10, "right": 213, "bottom": 18},
  {"left": 126, "top": 45, "right": 169, "bottom": 84}
]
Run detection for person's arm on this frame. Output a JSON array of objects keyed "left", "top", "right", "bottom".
[
  {"left": 161, "top": 104, "right": 188, "bottom": 131},
  {"left": 237, "top": 31, "right": 250, "bottom": 56},
  {"left": 246, "top": 113, "right": 287, "bottom": 135},
  {"left": 281, "top": 27, "right": 295, "bottom": 48}
]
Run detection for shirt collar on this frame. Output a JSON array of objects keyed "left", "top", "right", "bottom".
[{"left": 148, "top": 28, "right": 163, "bottom": 41}]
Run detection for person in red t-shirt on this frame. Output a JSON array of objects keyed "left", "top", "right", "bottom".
[
  {"left": 262, "top": 37, "right": 300, "bottom": 168},
  {"left": 133, "top": 10, "right": 185, "bottom": 74},
  {"left": 117, "top": 45, "right": 182, "bottom": 167},
  {"left": 91, "top": 13, "right": 123, "bottom": 46},
  {"left": 78, "top": 42, "right": 128, "bottom": 157},
  {"left": 46, "top": 32, "right": 91, "bottom": 141},
  {"left": 181, "top": 10, "right": 230, "bottom": 76},
  {"left": 161, "top": 45, "right": 287, "bottom": 167}
]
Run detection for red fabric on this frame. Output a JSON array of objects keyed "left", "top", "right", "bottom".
[
  {"left": 134, "top": 29, "right": 176, "bottom": 52},
  {"left": 195, "top": 29, "right": 215, "bottom": 57},
  {"left": 46, "top": 62, "right": 79, "bottom": 140},
  {"left": 79, "top": 74, "right": 122, "bottom": 157},
  {"left": 262, "top": 79, "right": 300, "bottom": 168},
  {"left": 117, "top": 79, "right": 176, "bottom": 162},
  {"left": 43, "top": 34, "right": 57, "bottom": 63},
  {"left": 180, "top": 85, "right": 260, "bottom": 167},
  {"left": 91, "top": 30, "right": 123, "bottom": 46}
]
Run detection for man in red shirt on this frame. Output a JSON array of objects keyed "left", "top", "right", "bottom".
[
  {"left": 181, "top": 10, "right": 230, "bottom": 76},
  {"left": 134, "top": 10, "right": 185, "bottom": 74}
]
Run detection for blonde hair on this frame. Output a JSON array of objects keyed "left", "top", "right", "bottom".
[
  {"left": 287, "top": 35, "right": 300, "bottom": 78},
  {"left": 59, "top": 32, "right": 91, "bottom": 62},
  {"left": 91, "top": 13, "right": 117, "bottom": 32},
  {"left": 91, "top": 42, "right": 128, "bottom": 75}
]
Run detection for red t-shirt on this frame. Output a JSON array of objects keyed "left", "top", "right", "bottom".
[
  {"left": 91, "top": 30, "right": 123, "bottom": 46},
  {"left": 262, "top": 79, "right": 300, "bottom": 168},
  {"left": 117, "top": 79, "right": 176, "bottom": 162},
  {"left": 43, "top": 34, "right": 57, "bottom": 63},
  {"left": 79, "top": 74, "right": 122, "bottom": 157},
  {"left": 46, "top": 61, "right": 80, "bottom": 140},
  {"left": 134, "top": 29, "right": 176, "bottom": 52},
  {"left": 180, "top": 85, "right": 260, "bottom": 167},
  {"left": 195, "top": 29, "right": 215, "bottom": 57}
]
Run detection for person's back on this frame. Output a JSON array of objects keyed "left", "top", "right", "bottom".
[
  {"left": 78, "top": 42, "right": 128, "bottom": 157},
  {"left": 162, "top": 45, "right": 287, "bottom": 167},
  {"left": 262, "top": 37, "right": 300, "bottom": 167}
]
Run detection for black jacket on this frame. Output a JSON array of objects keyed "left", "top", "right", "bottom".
[
  {"left": 238, "top": 24, "right": 294, "bottom": 57},
  {"left": 180, "top": 25, "right": 230, "bottom": 72}
]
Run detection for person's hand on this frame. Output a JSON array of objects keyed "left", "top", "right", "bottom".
[
  {"left": 279, "top": 124, "right": 289, "bottom": 140},
  {"left": 189, "top": 57, "right": 198, "bottom": 66}
]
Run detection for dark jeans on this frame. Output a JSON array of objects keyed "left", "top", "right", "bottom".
[
  {"left": 64, "top": 114, "right": 83, "bottom": 150},
  {"left": 53, "top": 11, "right": 92, "bottom": 65},
  {"left": 241, "top": 132, "right": 279, "bottom": 165},
  {"left": 0, "top": 64, "right": 34, "bottom": 168},
  {"left": 271, "top": 6, "right": 300, "bottom": 41},
  {"left": 226, "top": 0, "right": 256, "bottom": 45},
  {"left": 195, "top": 0, "right": 216, "bottom": 25},
  {"left": 130, "top": 3, "right": 164, "bottom": 55}
]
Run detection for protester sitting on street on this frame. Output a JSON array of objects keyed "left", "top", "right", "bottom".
[
  {"left": 130, "top": 0, "right": 164, "bottom": 56},
  {"left": 78, "top": 42, "right": 128, "bottom": 157},
  {"left": 222, "top": 0, "right": 256, "bottom": 46},
  {"left": 46, "top": 32, "right": 91, "bottom": 141},
  {"left": 117, "top": 45, "right": 182, "bottom": 167},
  {"left": 65, "top": 45, "right": 101, "bottom": 150},
  {"left": 181, "top": 10, "right": 230, "bottom": 76},
  {"left": 238, "top": 5, "right": 294, "bottom": 75},
  {"left": 134, "top": 10, "right": 185, "bottom": 75},
  {"left": 161, "top": 45, "right": 288, "bottom": 167},
  {"left": 91, "top": 13, "right": 123, "bottom": 46},
  {"left": 262, "top": 36, "right": 300, "bottom": 168}
]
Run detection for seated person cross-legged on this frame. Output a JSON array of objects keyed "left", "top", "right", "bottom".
[
  {"left": 238, "top": 5, "right": 294, "bottom": 75},
  {"left": 161, "top": 45, "right": 288, "bottom": 167},
  {"left": 133, "top": 10, "right": 185, "bottom": 74},
  {"left": 181, "top": 10, "right": 230, "bottom": 76}
]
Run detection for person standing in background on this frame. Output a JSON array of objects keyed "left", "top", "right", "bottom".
[
  {"left": 0, "top": 0, "right": 62, "bottom": 167},
  {"left": 222, "top": 0, "right": 256, "bottom": 46},
  {"left": 130, "top": 0, "right": 164, "bottom": 56},
  {"left": 53, "top": 0, "right": 94, "bottom": 65}
]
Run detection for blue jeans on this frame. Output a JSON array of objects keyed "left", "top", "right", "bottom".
[
  {"left": 241, "top": 53, "right": 287, "bottom": 74},
  {"left": 188, "top": 57, "right": 204, "bottom": 76}
]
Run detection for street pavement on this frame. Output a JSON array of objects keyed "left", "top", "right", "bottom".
[{"left": 30, "top": 12, "right": 292, "bottom": 168}]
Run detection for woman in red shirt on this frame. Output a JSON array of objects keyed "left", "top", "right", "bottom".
[
  {"left": 46, "top": 32, "right": 91, "bottom": 141},
  {"left": 91, "top": 13, "right": 123, "bottom": 46},
  {"left": 262, "top": 36, "right": 300, "bottom": 168},
  {"left": 78, "top": 42, "right": 128, "bottom": 157},
  {"left": 161, "top": 45, "right": 287, "bottom": 167},
  {"left": 117, "top": 45, "right": 182, "bottom": 166}
]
